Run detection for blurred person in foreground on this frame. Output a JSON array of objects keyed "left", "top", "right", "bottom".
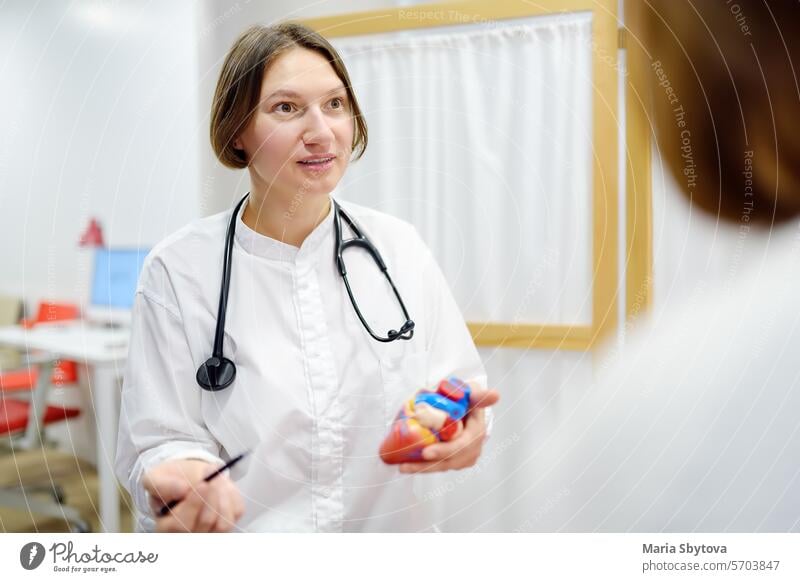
[{"left": 529, "top": 1, "right": 800, "bottom": 531}]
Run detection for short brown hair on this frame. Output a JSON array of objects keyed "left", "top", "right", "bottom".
[
  {"left": 640, "top": 1, "right": 800, "bottom": 224},
  {"left": 210, "top": 23, "right": 368, "bottom": 169}
]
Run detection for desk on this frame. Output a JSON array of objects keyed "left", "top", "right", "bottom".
[{"left": 0, "top": 322, "right": 129, "bottom": 532}]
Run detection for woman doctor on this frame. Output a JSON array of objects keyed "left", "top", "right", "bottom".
[{"left": 115, "top": 23, "right": 499, "bottom": 533}]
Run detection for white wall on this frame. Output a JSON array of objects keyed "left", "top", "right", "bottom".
[
  {"left": 0, "top": 0, "right": 200, "bottom": 310},
  {"left": 651, "top": 148, "right": 774, "bottom": 314},
  {"left": 0, "top": 0, "right": 201, "bottom": 462}
]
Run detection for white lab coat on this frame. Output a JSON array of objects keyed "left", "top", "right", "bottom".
[{"left": 115, "top": 194, "right": 491, "bottom": 532}]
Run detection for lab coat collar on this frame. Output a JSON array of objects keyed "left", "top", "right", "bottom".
[{"left": 234, "top": 193, "right": 337, "bottom": 263}]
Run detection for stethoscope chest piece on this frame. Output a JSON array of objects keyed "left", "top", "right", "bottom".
[{"left": 197, "top": 356, "right": 237, "bottom": 391}]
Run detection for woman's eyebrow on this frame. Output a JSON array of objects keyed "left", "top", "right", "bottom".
[{"left": 266, "top": 85, "right": 346, "bottom": 101}]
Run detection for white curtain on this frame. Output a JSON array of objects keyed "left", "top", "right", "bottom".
[
  {"left": 332, "top": 13, "right": 597, "bottom": 531},
  {"left": 334, "top": 12, "right": 593, "bottom": 326}
]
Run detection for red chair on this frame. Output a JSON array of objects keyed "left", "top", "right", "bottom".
[
  {"left": 19, "top": 301, "right": 80, "bottom": 329},
  {"left": 1, "top": 301, "right": 82, "bottom": 439},
  {"left": 0, "top": 301, "right": 89, "bottom": 532}
]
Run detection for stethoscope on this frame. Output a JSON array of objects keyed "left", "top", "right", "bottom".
[{"left": 196, "top": 193, "right": 416, "bottom": 391}]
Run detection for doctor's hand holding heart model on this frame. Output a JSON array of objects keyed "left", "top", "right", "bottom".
[{"left": 115, "top": 23, "right": 499, "bottom": 533}]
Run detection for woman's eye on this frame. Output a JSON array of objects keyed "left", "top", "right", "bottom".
[
  {"left": 274, "top": 102, "right": 295, "bottom": 114},
  {"left": 329, "top": 97, "right": 346, "bottom": 110}
]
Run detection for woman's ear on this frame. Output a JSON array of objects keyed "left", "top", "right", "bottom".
[{"left": 232, "top": 135, "right": 249, "bottom": 166}]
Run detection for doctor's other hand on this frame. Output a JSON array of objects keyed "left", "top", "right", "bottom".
[
  {"left": 142, "top": 459, "right": 245, "bottom": 533},
  {"left": 399, "top": 384, "right": 500, "bottom": 474}
]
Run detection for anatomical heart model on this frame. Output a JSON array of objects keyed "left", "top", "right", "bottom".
[{"left": 379, "top": 376, "right": 471, "bottom": 464}]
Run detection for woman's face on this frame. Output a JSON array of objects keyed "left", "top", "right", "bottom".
[{"left": 234, "top": 47, "right": 355, "bottom": 200}]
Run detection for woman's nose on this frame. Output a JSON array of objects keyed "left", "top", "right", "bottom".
[{"left": 302, "top": 107, "right": 335, "bottom": 146}]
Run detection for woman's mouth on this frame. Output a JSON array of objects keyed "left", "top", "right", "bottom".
[{"left": 297, "top": 156, "right": 335, "bottom": 172}]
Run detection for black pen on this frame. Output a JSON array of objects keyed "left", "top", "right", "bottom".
[{"left": 158, "top": 452, "right": 248, "bottom": 517}]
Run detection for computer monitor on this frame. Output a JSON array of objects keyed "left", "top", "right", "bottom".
[{"left": 86, "top": 247, "right": 148, "bottom": 326}]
